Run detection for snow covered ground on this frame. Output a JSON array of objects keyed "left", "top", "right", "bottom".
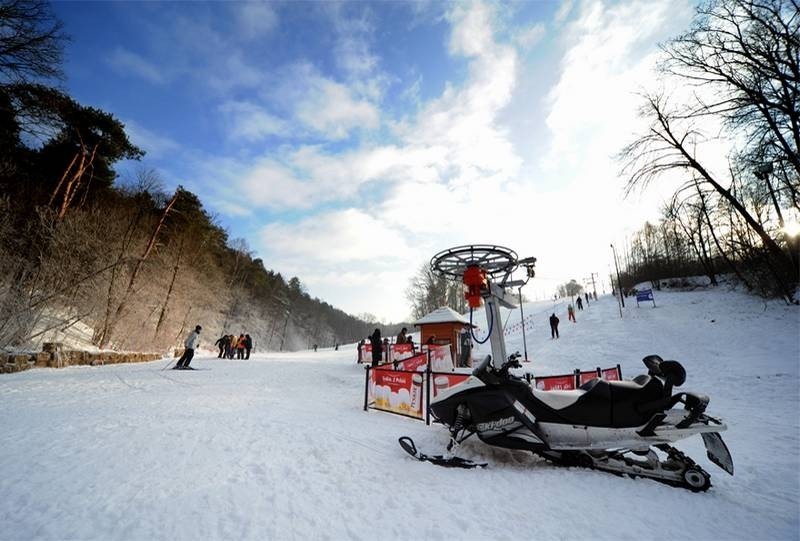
[{"left": 1, "top": 289, "right": 798, "bottom": 540}]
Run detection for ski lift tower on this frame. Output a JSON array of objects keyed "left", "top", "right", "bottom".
[{"left": 430, "top": 245, "right": 536, "bottom": 367}]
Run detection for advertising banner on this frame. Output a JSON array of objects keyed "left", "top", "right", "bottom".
[
  {"left": 395, "top": 353, "right": 427, "bottom": 372},
  {"left": 601, "top": 366, "right": 621, "bottom": 381},
  {"left": 577, "top": 369, "right": 601, "bottom": 385},
  {"left": 534, "top": 373, "right": 577, "bottom": 391},
  {"left": 427, "top": 345, "right": 454, "bottom": 372},
  {"left": 369, "top": 369, "right": 424, "bottom": 419},
  {"left": 391, "top": 343, "right": 416, "bottom": 363},
  {"left": 431, "top": 373, "right": 470, "bottom": 398}
]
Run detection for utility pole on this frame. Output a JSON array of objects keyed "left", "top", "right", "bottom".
[
  {"left": 589, "top": 272, "right": 598, "bottom": 299},
  {"left": 610, "top": 244, "right": 624, "bottom": 317},
  {"left": 518, "top": 287, "right": 528, "bottom": 361}
]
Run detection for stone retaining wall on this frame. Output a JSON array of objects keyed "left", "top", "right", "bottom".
[{"left": 1, "top": 343, "right": 164, "bottom": 374}]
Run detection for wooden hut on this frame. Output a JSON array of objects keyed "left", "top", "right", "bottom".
[{"left": 413, "top": 306, "right": 474, "bottom": 365}]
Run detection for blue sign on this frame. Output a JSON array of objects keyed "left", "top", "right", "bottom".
[{"left": 636, "top": 289, "right": 654, "bottom": 302}]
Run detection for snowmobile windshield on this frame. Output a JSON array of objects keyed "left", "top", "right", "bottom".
[{"left": 473, "top": 355, "right": 492, "bottom": 377}]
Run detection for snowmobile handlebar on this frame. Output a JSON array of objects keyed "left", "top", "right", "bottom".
[{"left": 472, "top": 353, "right": 522, "bottom": 382}]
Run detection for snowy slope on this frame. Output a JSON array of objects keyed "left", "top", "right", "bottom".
[{"left": 1, "top": 290, "right": 798, "bottom": 540}]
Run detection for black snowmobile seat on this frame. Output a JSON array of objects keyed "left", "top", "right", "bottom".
[{"left": 542, "top": 374, "right": 665, "bottom": 428}]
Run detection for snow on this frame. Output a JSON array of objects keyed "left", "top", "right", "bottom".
[
  {"left": 413, "top": 306, "right": 471, "bottom": 325},
  {"left": 1, "top": 289, "right": 798, "bottom": 540}
]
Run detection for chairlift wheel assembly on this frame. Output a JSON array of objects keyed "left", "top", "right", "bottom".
[{"left": 430, "top": 245, "right": 519, "bottom": 280}]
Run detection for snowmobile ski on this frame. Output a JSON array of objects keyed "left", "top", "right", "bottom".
[{"left": 398, "top": 437, "right": 486, "bottom": 469}]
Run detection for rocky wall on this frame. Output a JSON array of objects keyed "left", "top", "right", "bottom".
[{"left": 1, "top": 343, "right": 164, "bottom": 374}]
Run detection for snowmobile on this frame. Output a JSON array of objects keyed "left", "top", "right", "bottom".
[{"left": 399, "top": 245, "right": 734, "bottom": 492}]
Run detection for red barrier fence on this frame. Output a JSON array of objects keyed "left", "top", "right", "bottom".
[
  {"left": 365, "top": 358, "right": 623, "bottom": 423},
  {"left": 533, "top": 365, "right": 623, "bottom": 391}
]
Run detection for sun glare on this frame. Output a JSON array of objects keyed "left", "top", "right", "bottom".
[{"left": 781, "top": 221, "right": 800, "bottom": 237}]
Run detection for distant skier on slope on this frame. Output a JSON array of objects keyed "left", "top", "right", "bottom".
[
  {"left": 174, "top": 325, "right": 201, "bottom": 369},
  {"left": 567, "top": 304, "right": 576, "bottom": 323},
  {"left": 549, "top": 313, "right": 559, "bottom": 339}
]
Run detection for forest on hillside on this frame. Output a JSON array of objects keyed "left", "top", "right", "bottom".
[{"left": 0, "top": 0, "right": 379, "bottom": 352}]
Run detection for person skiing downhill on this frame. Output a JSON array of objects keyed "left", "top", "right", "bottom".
[
  {"left": 175, "top": 325, "right": 201, "bottom": 369},
  {"left": 567, "top": 304, "right": 576, "bottom": 323}
]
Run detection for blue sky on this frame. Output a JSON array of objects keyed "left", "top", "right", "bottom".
[{"left": 52, "top": 0, "right": 696, "bottom": 322}]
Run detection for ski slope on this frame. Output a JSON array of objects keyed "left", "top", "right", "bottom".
[{"left": 1, "top": 290, "right": 798, "bottom": 540}]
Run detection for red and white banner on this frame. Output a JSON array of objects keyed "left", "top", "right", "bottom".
[
  {"left": 534, "top": 373, "right": 577, "bottom": 391},
  {"left": 431, "top": 373, "right": 470, "bottom": 398},
  {"left": 426, "top": 345, "right": 454, "bottom": 372},
  {"left": 395, "top": 353, "right": 427, "bottom": 372},
  {"left": 369, "top": 369, "right": 424, "bottom": 419},
  {"left": 391, "top": 343, "right": 415, "bottom": 363},
  {"left": 601, "top": 366, "right": 621, "bottom": 381},
  {"left": 577, "top": 369, "right": 601, "bottom": 385}
]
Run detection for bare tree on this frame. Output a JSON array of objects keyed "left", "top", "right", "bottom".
[{"left": 0, "top": 0, "right": 65, "bottom": 84}]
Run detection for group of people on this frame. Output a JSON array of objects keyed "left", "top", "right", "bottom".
[
  {"left": 356, "top": 327, "right": 420, "bottom": 367},
  {"left": 550, "top": 292, "right": 595, "bottom": 339},
  {"left": 214, "top": 333, "right": 253, "bottom": 359}
]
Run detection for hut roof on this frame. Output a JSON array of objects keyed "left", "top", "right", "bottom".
[{"left": 413, "top": 306, "right": 470, "bottom": 326}]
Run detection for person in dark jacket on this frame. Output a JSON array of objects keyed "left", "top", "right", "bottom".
[
  {"left": 369, "top": 329, "right": 382, "bottom": 367},
  {"left": 576, "top": 296, "right": 583, "bottom": 310},
  {"left": 244, "top": 334, "right": 253, "bottom": 359},
  {"left": 549, "top": 313, "right": 560, "bottom": 339},
  {"left": 214, "top": 335, "right": 227, "bottom": 358}
]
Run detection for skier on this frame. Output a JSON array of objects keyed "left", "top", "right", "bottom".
[
  {"left": 576, "top": 296, "right": 583, "bottom": 310},
  {"left": 236, "top": 334, "right": 246, "bottom": 359},
  {"left": 244, "top": 334, "right": 253, "bottom": 359},
  {"left": 214, "top": 335, "right": 226, "bottom": 358},
  {"left": 549, "top": 313, "right": 559, "bottom": 339},
  {"left": 568, "top": 304, "right": 576, "bottom": 322},
  {"left": 585, "top": 292, "right": 590, "bottom": 306},
  {"left": 174, "top": 325, "right": 201, "bottom": 369},
  {"left": 369, "top": 329, "right": 382, "bottom": 367}
]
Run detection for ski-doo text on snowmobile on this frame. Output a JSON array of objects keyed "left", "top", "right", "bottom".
[{"left": 400, "top": 245, "right": 733, "bottom": 492}]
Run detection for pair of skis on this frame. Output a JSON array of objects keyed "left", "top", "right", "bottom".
[{"left": 398, "top": 437, "right": 486, "bottom": 469}]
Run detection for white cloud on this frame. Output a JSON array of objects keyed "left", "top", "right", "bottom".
[
  {"left": 107, "top": 47, "right": 166, "bottom": 84},
  {"left": 554, "top": 0, "right": 574, "bottom": 24},
  {"left": 219, "top": 101, "right": 288, "bottom": 141},
  {"left": 294, "top": 77, "right": 380, "bottom": 139},
  {"left": 261, "top": 208, "right": 411, "bottom": 263},
  {"left": 233, "top": 2, "right": 278, "bottom": 40},
  {"left": 123, "top": 119, "right": 180, "bottom": 159},
  {"left": 515, "top": 23, "right": 546, "bottom": 49}
]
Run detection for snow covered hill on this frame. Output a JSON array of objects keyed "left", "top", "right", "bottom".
[{"left": 1, "top": 290, "right": 798, "bottom": 540}]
